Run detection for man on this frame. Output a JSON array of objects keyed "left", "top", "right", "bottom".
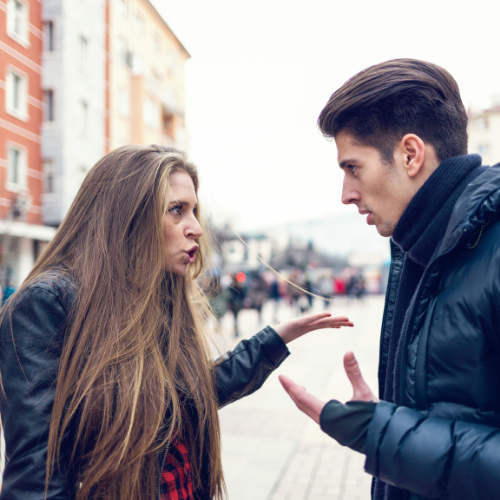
[{"left": 280, "top": 59, "right": 500, "bottom": 500}]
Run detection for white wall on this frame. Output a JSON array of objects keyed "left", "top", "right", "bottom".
[{"left": 42, "top": 0, "right": 106, "bottom": 225}]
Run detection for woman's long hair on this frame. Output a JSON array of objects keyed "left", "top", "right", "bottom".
[{"left": 19, "top": 145, "right": 225, "bottom": 499}]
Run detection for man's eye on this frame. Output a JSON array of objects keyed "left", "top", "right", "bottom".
[{"left": 348, "top": 164, "right": 358, "bottom": 175}]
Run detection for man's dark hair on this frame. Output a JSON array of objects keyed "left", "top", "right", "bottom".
[{"left": 318, "top": 59, "right": 468, "bottom": 163}]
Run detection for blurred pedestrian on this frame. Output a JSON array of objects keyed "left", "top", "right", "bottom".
[
  {"left": 227, "top": 273, "right": 247, "bottom": 337},
  {"left": 287, "top": 269, "right": 304, "bottom": 315},
  {"left": 2, "top": 280, "right": 16, "bottom": 305},
  {"left": 247, "top": 271, "right": 269, "bottom": 325}
]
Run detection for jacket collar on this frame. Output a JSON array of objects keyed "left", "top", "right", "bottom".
[{"left": 437, "top": 163, "right": 500, "bottom": 256}]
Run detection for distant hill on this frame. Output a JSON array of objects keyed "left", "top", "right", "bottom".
[{"left": 258, "top": 212, "right": 391, "bottom": 263}]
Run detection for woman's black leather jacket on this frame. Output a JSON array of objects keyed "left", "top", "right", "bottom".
[{"left": 0, "top": 272, "right": 289, "bottom": 499}]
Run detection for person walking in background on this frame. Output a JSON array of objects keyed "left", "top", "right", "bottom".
[
  {"left": 287, "top": 269, "right": 305, "bottom": 314},
  {"left": 0, "top": 145, "right": 354, "bottom": 500},
  {"left": 246, "top": 271, "right": 269, "bottom": 326},
  {"left": 227, "top": 273, "right": 247, "bottom": 337},
  {"left": 280, "top": 59, "right": 500, "bottom": 500},
  {"left": 269, "top": 276, "right": 281, "bottom": 322},
  {"left": 2, "top": 280, "right": 16, "bottom": 305}
]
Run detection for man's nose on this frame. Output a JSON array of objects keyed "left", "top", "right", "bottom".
[{"left": 341, "top": 178, "right": 360, "bottom": 205}]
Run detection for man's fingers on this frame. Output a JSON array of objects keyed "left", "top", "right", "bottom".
[
  {"left": 278, "top": 375, "right": 323, "bottom": 424},
  {"left": 343, "top": 351, "right": 379, "bottom": 402}
]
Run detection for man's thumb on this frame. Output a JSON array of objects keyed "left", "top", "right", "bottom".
[
  {"left": 343, "top": 351, "right": 374, "bottom": 401},
  {"left": 344, "top": 351, "right": 363, "bottom": 386}
]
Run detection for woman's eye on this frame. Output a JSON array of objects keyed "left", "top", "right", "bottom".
[{"left": 169, "top": 205, "right": 183, "bottom": 216}]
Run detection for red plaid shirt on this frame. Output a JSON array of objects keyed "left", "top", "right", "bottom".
[{"left": 160, "top": 434, "right": 194, "bottom": 500}]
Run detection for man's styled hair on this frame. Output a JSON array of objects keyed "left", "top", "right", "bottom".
[{"left": 318, "top": 59, "right": 468, "bottom": 163}]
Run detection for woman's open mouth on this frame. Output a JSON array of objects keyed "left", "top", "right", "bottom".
[{"left": 185, "top": 245, "right": 199, "bottom": 264}]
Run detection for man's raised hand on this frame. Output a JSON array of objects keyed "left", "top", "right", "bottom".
[{"left": 279, "top": 351, "right": 379, "bottom": 424}]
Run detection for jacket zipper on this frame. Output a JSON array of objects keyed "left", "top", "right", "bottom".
[
  {"left": 378, "top": 242, "right": 403, "bottom": 391},
  {"left": 398, "top": 226, "right": 471, "bottom": 407},
  {"left": 157, "top": 437, "right": 171, "bottom": 500}
]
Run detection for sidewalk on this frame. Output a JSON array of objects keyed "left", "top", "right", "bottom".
[{"left": 215, "top": 295, "right": 384, "bottom": 500}]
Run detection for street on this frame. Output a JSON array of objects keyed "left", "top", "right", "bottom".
[{"left": 214, "top": 294, "right": 384, "bottom": 500}]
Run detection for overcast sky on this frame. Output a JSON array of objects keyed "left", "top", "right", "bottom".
[{"left": 153, "top": 0, "right": 500, "bottom": 231}]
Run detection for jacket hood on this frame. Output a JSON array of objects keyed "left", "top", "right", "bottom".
[{"left": 438, "top": 162, "right": 500, "bottom": 256}]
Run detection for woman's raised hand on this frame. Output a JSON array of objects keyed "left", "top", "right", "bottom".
[{"left": 273, "top": 312, "right": 353, "bottom": 344}]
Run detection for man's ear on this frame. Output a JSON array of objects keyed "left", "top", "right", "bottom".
[{"left": 396, "top": 134, "right": 426, "bottom": 178}]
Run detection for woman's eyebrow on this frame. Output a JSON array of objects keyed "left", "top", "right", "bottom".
[{"left": 169, "top": 200, "right": 198, "bottom": 208}]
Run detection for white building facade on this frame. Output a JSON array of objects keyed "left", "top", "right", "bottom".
[
  {"left": 468, "top": 97, "right": 500, "bottom": 168},
  {"left": 41, "top": 0, "right": 107, "bottom": 225}
]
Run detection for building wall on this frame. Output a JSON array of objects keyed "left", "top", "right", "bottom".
[
  {"left": 0, "top": 0, "right": 56, "bottom": 287},
  {"left": 468, "top": 106, "right": 500, "bottom": 167},
  {"left": 108, "top": 0, "right": 189, "bottom": 152},
  {"left": 0, "top": 0, "right": 44, "bottom": 224},
  {"left": 41, "top": 0, "right": 106, "bottom": 225}
]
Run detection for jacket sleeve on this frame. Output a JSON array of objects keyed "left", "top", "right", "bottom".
[
  {"left": 0, "top": 285, "right": 76, "bottom": 500},
  {"left": 214, "top": 326, "right": 289, "bottom": 408},
  {"left": 365, "top": 401, "right": 500, "bottom": 500}
]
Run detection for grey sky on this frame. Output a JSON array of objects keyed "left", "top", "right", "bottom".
[{"left": 154, "top": 0, "right": 500, "bottom": 231}]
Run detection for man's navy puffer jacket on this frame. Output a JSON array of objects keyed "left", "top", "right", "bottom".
[{"left": 365, "top": 164, "right": 500, "bottom": 499}]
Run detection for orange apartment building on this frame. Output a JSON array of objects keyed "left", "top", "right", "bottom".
[
  {"left": 108, "top": 0, "right": 190, "bottom": 151},
  {"left": 0, "top": 0, "right": 55, "bottom": 289}
]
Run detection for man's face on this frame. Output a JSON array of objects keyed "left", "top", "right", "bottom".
[{"left": 336, "top": 131, "right": 411, "bottom": 237}]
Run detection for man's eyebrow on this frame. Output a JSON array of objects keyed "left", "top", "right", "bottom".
[{"left": 338, "top": 157, "right": 360, "bottom": 169}]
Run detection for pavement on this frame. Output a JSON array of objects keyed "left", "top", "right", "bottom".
[{"left": 213, "top": 295, "right": 385, "bottom": 500}]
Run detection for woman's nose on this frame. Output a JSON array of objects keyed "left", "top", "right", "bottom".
[{"left": 186, "top": 217, "right": 203, "bottom": 239}]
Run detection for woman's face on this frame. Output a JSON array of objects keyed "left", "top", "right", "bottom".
[{"left": 163, "top": 171, "right": 203, "bottom": 275}]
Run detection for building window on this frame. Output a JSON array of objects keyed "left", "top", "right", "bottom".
[
  {"left": 118, "top": 87, "right": 130, "bottom": 117},
  {"left": 143, "top": 99, "right": 159, "bottom": 129},
  {"left": 475, "top": 117, "right": 488, "bottom": 130},
  {"left": 43, "top": 90, "right": 54, "bottom": 121},
  {"left": 80, "top": 100, "right": 88, "bottom": 135},
  {"left": 79, "top": 36, "right": 88, "bottom": 69},
  {"left": 5, "top": 68, "right": 28, "bottom": 120},
  {"left": 117, "top": 0, "right": 127, "bottom": 16},
  {"left": 7, "top": 0, "right": 29, "bottom": 46},
  {"left": 477, "top": 144, "right": 490, "bottom": 157},
  {"left": 117, "top": 37, "right": 128, "bottom": 65},
  {"left": 167, "top": 51, "right": 178, "bottom": 76},
  {"left": 7, "top": 145, "right": 27, "bottom": 190},
  {"left": 43, "top": 21, "right": 54, "bottom": 51},
  {"left": 43, "top": 159, "right": 55, "bottom": 194},
  {"left": 134, "top": 14, "right": 144, "bottom": 34},
  {"left": 162, "top": 107, "right": 175, "bottom": 138},
  {"left": 153, "top": 35, "right": 161, "bottom": 53}
]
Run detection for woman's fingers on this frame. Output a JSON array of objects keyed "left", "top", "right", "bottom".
[
  {"left": 343, "top": 352, "right": 379, "bottom": 402},
  {"left": 307, "top": 316, "right": 354, "bottom": 330},
  {"left": 278, "top": 375, "right": 325, "bottom": 424}
]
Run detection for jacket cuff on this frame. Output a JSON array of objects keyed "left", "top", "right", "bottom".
[
  {"left": 320, "top": 399, "right": 376, "bottom": 454},
  {"left": 257, "top": 326, "right": 290, "bottom": 366},
  {"left": 364, "top": 400, "right": 398, "bottom": 476}
]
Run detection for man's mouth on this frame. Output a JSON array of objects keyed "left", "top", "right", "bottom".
[{"left": 358, "top": 209, "right": 373, "bottom": 225}]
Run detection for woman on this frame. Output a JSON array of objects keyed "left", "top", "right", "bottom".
[{"left": 0, "top": 145, "right": 352, "bottom": 500}]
